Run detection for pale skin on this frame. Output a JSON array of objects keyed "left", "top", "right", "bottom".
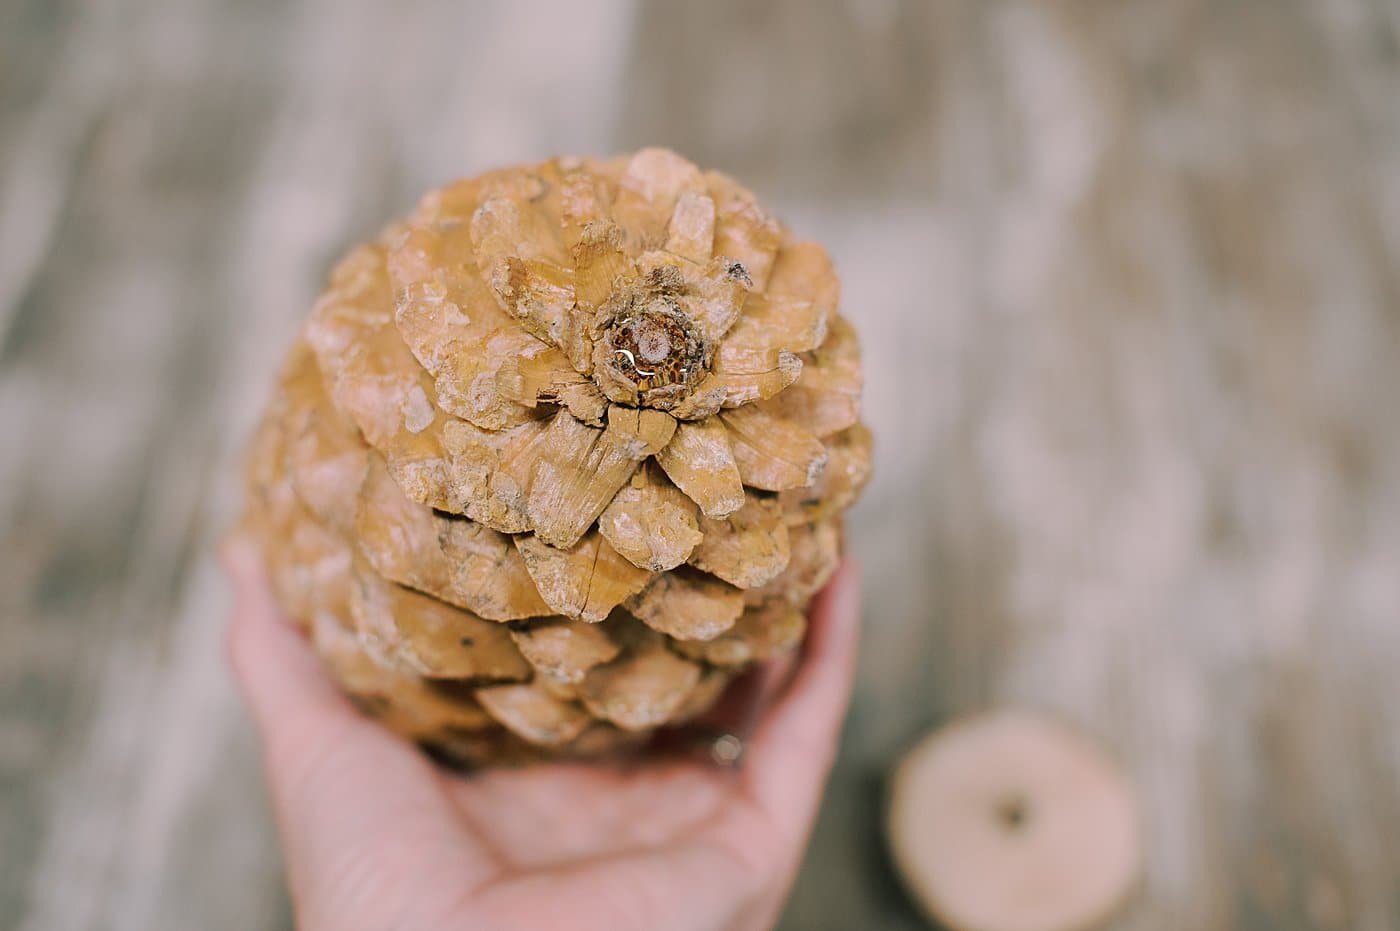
[{"left": 224, "top": 540, "right": 861, "bottom": 931}]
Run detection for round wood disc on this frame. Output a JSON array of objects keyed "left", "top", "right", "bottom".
[{"left": 888, "top": 712, "right": 1142, "bottom": 931}]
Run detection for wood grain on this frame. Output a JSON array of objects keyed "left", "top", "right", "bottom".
[{"left": 3, "top": 1, "right": 1399, "bottom": 929}]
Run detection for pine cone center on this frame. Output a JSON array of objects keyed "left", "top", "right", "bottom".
[{"left": 596, "top": 296, "right": 709, "bottom": 406}]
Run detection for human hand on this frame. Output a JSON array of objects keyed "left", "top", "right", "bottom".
[{"left": 224, "top": 541, "right": 861, "bottom": 931}]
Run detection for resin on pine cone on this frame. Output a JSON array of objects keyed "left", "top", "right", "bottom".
[{"left": 243, "top": 148, "right": 872, "bottom": 765}]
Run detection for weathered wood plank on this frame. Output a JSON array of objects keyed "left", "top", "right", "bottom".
[{"left": 2, "top": 0, "right": 296, "bottom": 925}]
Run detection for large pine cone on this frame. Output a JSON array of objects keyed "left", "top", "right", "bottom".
[{"left": 244, "top": 149, "right": 872, "bottom": 765}]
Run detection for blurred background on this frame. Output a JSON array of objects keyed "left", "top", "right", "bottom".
[{"left": 3, "top": 0, "right": 1400, "bottom": 929}]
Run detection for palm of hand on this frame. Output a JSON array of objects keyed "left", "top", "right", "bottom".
[
  {"left": 227, "top": 543, "right": 859, "bottom": 931},
  {"left": 324, "top": 755, "right": 791, "bottom": 931}
]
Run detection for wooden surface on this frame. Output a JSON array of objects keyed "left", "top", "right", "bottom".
[{"left": 3, "top": 1, "right": 1399, "bottom": 929}]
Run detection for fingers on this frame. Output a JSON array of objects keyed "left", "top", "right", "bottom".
[
  {"left": 742, "top": 560, "right": 862, "bottom": 842},
  {"left": 221, "top": 538, "right": 494, "bottom": 903},
  {"left": 665, "top": 653, "right": 797, "bottom": 760},
  {"left": 222, "top": 535, "right": 401, "bottom": 825},
  {"left": 221, "top": 534, "right": 437, "bottom": 779},
  {"left": 223, "top": 537, "right": 351, "bottom": 740}
]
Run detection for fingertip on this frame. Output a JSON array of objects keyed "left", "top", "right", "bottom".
[
  {"left": 839, "top": 554, "right": 862, "bottom": 587},
  {"left": 220, "top": 528, "right": 257, "bottom": 569},
  {"left": 225, "top": 580, "right": 282, "bottom": 702},
  {"left": 222, "top": 538, "right": 275, "bottom": 672},
  {"left": 221, "top": 537, "right": 300, "bottom": 648},
  {"left": 821, "top": 559, "right": 862, "bottom": 626},
  {"left": 796, "top": 558, "right": 863, "bottom": 681},
  {"left": 219, "top": 540, "right": 353, "bottom": 748},
  {"left": 224, "top": 583, "right": 290, "bottom": 702}
]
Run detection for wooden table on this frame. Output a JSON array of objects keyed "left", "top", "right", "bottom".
[{"left": 4, "top": 2, "right": 1398, "bottom": 928}]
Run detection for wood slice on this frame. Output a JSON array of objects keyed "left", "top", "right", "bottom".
[{"left": 888, "top": 712, "right": 1142, "bottom": 931}]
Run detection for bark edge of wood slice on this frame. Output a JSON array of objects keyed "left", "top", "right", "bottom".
[{"left": 887, "top": 711, "right": 1142, "bottom": 931}]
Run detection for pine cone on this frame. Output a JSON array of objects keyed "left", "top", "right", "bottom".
[{"left": 243, "top": 149, "right": 872, "bottom": 765}]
